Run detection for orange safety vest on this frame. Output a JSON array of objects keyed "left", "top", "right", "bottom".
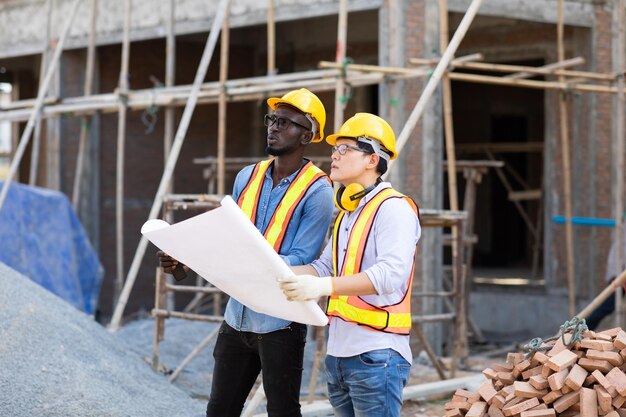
[
  {"left": 237, "top": 159, "right": 330, "bottom": 253},
  {"left": 326, "top": 187, "right": 419, "bottom": 335}
]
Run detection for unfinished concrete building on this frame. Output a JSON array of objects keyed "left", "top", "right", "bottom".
[{"left": 0, "top": 0, "right": 624, "bottom": 343}]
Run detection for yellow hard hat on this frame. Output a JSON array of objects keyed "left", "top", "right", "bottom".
[
  {"left": 326, "top": 113, "right": 397, "bottom": 160},
  {"left": 267, "top": 88, "right": 326, "bottom": 142}
]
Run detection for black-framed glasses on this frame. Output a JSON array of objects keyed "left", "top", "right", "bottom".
[
  {"left": 331, "top": 143, "right": 370, "bottom": 156},
  {"left": 264, "top": 114, "right": 311, "bottom": 131}
]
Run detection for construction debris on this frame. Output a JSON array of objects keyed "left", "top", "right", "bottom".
[{"left": 444, "top": 325, "right": 626, "bottom": 417}]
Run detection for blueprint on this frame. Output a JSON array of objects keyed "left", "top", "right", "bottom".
[{"left": 141, "top": 196, "right": 327, "bottom": 326}]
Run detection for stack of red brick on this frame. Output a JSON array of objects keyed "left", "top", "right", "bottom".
[{"left": 444, "top": 327, "right": 626, "bottom": 417}]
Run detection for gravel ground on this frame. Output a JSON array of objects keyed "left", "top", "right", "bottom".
[
  {"left": 0, "top": 263, "right": 206, "bottom": 417},
  {"left": 0, "top": 260, "right": 493, "bottom": 417}
]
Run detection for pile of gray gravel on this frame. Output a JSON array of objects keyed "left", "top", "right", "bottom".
[{"left": 0, "top": 262, "right": 205, "bottom": 417}]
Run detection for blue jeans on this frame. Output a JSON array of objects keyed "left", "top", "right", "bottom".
[{"left": 325, "top": 349, "right": 411, "bottom": 417}]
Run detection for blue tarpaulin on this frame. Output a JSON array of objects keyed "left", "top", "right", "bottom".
[{"left": 0, "top": 181, "right": 103, "bottom": 314}]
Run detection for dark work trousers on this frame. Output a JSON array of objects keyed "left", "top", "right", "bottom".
[
  {"left": 586, "top": 277, "right": 622, "bottom": 331},
  {"left": 206, "top": 321, "right": 307, "bottom": 417}
]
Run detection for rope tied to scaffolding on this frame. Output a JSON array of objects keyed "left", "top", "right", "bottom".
[
  {"left": 522, "top": 316, "right": 588, "bottom": 358},
  {"left": 142, "top": 76, "right": 164, "bottom": 134},
  {"left": 382, "top": 75, "right": 400, "bottom": 109},
  {"left": 338, "top": 57, "right": 354, "bottom": 105}
]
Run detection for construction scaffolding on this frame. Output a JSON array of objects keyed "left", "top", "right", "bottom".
[{"left": 0, "top": 0, "right": 625, "bottom": 398}]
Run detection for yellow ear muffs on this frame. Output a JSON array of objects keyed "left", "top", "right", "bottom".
[
  {"left": 334, "top": 180, "right": 381, "bottom": 211},
  {"left": 334, "top": 183, "right": 365, "bottom": 211}
]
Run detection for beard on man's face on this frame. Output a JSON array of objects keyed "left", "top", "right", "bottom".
[{"left": 265, "top": 145, "right": 286, "bottom": 156}]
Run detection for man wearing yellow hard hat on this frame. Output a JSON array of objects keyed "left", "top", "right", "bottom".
[
  {"left": 159, "top": 88, "right": 334, "bottom": 417},
  {"left": 279, "top": 113, "right": 421, "bottom": 417}
]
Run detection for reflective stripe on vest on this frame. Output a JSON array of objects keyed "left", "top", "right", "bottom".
[
  {"left": 237, "top": 159, "right": 329, "bottom": 252},
  {"left": 327, "top": 187, "right": 419, "bottom": 335}
]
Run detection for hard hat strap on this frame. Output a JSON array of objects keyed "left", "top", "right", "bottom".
[
  {"left": 304, "top": 113, "right": 319, "bottom": 139},
  {"left": 356, "top": 136, "right": 391, "bottom": 162}
]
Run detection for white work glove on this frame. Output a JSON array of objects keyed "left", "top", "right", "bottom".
[{"left": 277, "top": 274, "right": 333, "bottom": 301}]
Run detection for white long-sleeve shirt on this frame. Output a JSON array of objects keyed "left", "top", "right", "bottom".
[{"left": 311, "top": 182, "right": 421, "bottom": 364}]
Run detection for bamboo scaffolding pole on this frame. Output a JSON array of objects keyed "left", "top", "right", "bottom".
[
  {"left": 30, "top": 0, "right": 53, "bottom": 186},
  {"left": 410, "top": 56, "right": 593, "bottom": 78},
  {"left": 407, "top": 52, "right": 483, "bottom": 66},
  {"left": 334, "top": 0, "right": 348, "bottom": 131},
  {"left": 505, "top": 57, "right": 590, "bottom": 80},
  {"left": 556, "top": 0, "right": 576, "bottom": 318},
  {"left": 386, "top": 0, "right": 484, "bottom": 176},
  {"left": 0, "top": 70, "right": 396, "bottom": 123},
  {"left": 151, "top": 308, "right": 223, "bottom": 322},
  {"left": 114, "top": 0, "right": 132, "bottom": 308},
  {"left": 439, "top": 0, "right": 459, "bottom": 252},
  {"left": 445, "top": 71, "right": 621, "bottom": 94},
  {"left": 217, "top": 3, "right": 229, "bottom": 196},
  {"left": 241, "top": 383, "right": 265, "bottom": 417},
  {"left": 152, "top": 268, "right": 166, "bottom": 368},
  {"left": 164, "top": 0, "right": 175, "bottom": 183},
  {"left": 7, "top": 55, "right": 622, "bottom": 121},
  {"left": 6, "top": 65, "right": 626, "bottom": 127},
  {"left": 0, "top": 0, "right": 83, "bottom": 212},
  {"left": 578, "top": 268, "right": 626, "bottom": 319},
  {"left": 161, "top": 0, "right": 177, "bottom": 311},
  {"left": 109, "top": 0, "right": 230, "bottom": 330},
  {"left": 321, "top": 60, "right": 438, "bottom": 76},
  {"left": 2, "top": 68, "right": 340, "bottom": 113},
  {"left": 168, "top": 326, "right": 220, "bottom": 382},
  {"left": 306, "top": 329, "right": 325, "bottom": 403},
  {"left": 438, "top": 0, "right": 464, "bottom": 376},
  {"left": 413, "top": 56, "right": 610, "bottom": 81},
  {"left": 10, "top": 84, "right": 19, "bottom": 183},
  {"left": 267, "top": 0, "right": 275, "bottom": 75},
  {"left": 72, "top": 0, "right": 98, "bottom": 210},
  {"left": 615, "top": 0, "right": 625, "bottom": 327}
]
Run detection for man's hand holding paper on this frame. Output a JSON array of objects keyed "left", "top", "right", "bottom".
[
  {"left": 141, "top": 196, "right": 328, "bottom": 326},
  {"left": 278, "top": 274, "right": 333, "bottom": 301}
]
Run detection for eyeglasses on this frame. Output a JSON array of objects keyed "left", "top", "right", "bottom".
[
  {"left": 264, "top": 114, "right": 311, "bottom": 131},
  {"left": 331, "top": 143, "right": 370, "bottom": 156}
]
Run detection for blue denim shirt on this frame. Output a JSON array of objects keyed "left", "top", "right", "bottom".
[{"left": 223, "top": 160, "right": 334, "bottom": 333}]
